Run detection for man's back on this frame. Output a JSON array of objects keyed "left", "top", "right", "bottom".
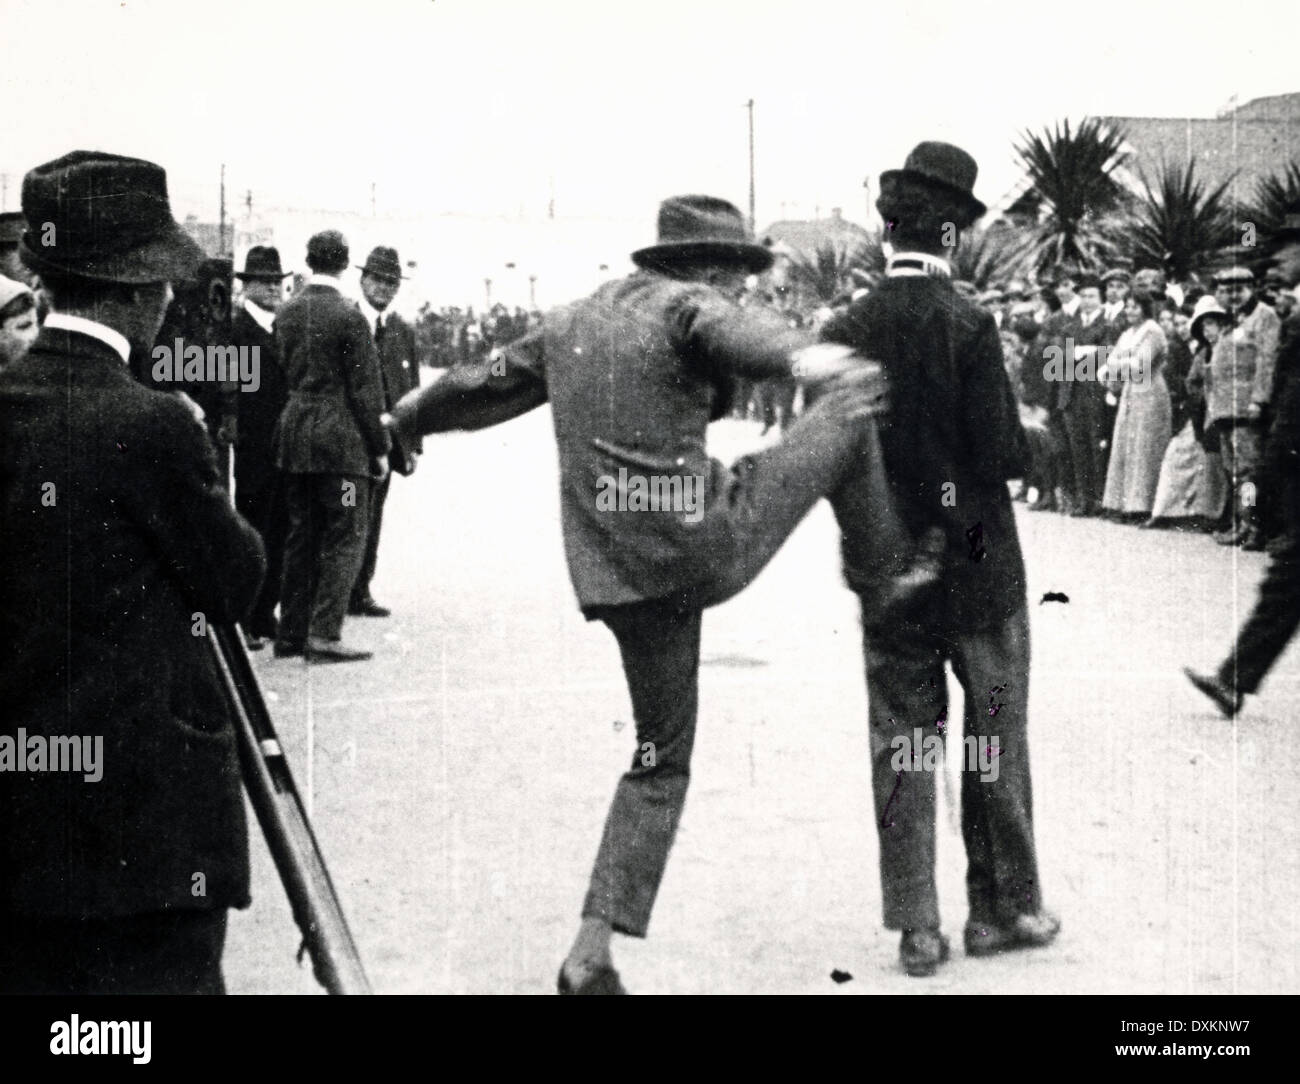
[
  {"left": 823, "top": 275, "right": 1030, "bottom": 628},
  {"left": 275, "top": 284, "right": 389, "bottom": 475},
  {"left": 0, "top": 327, "right": 263, "bottom": 917}
]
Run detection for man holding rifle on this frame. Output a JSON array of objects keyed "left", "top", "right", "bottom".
[{"left": 0, "top": 151, "right": 265, "bottom": 994}]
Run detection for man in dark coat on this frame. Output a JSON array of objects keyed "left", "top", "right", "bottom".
[
  {"left": 1187, "top": 202, "right": 1300, "bottom": 715},
  {"left": 1056, "top": 273, "right": 1114, "bottom": 516},
  {"left": 350, "top": 246, "right": 423, "bottom": 618},
  {"left": 0, "top": 150, "right": 266, "bottom": 994},
  {"left": 390, "top": 194, "right": 940, "bottom": 994},
  {"left": 231, "top": 246, "right": 292, "bottom": 646},
  {"left": 274, "top": 230, "right": 391, "bottom": 662},
  {"left": 821, "top": 142, "right": 1059, "bottom": 977}
]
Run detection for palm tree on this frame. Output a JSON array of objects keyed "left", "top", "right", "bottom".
[
  {"left": 783, "top": 236, "right": 883, "bottom": 311},
  {"left": 1123, "top": 159, "right": 1237, "bottom": 280},
  {"left": 1244, "top": 161, "right": 1300, "bottom": 272},
  {"left": 1013, "top": 117, "right": 1130, "bottom": 275}
]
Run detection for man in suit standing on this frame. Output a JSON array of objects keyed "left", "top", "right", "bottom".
[
  {"left": 275, "top": 230, "right": 391, "bottom": 662},
  {"left": 0, "top": 150, "right": 265, "bottom": 993},
  {"left": 1033, "top": 268, "right": 1081, "bottom": 513},
  {"left": 350, "top": 246, "right": 422, "bottom": 618},
  {"left": 822, "top": 142, "right": 1059, "bottom": 977},
  {"left": 1058, "top": 273, "right": 1113, "bottom": 516},
  {"left": 231, "top": 246, "right": 293, "bottom": 647},
  {"left": 390, "top": 194, "right": 941, "bottom": 994}
]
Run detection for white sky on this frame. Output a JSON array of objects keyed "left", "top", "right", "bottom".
[{"left": 3, "top": 0, "right": 1297, "bottom": 304}]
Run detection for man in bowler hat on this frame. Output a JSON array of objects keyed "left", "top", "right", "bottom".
[
  {"left": 1187, "top": 201, "right": 1300, "bottom": 715},
  {"left": 0, "top": 150, "right": 265, "bottom": 993},
  {"left": 821, "top": 142, "right": 1059, "bottom": 976},
  {"left": 275, "top": 230, "right": 391, "bottom": 662},
  {"left": 390, "top": 193, "right": 942, "bottom": 993},
  {"left": 231, "top": 245, "right": 293, "bottom": 647},
  {"left": 350, "top": 245, "right": 423, "bottom": 618}
]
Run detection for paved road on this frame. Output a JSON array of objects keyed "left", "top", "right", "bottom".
[{"left": 224, "top": 402, "right": 1300, "bottom": 994}]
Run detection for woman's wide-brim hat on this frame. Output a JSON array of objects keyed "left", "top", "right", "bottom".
[
  {"left": 0, "top": 273, "right": 34, "bottom": 313},
  {"left": 236, "top": 245, "right": 292, "bottom": 280},
  {"left": 18, "top": 150, "right": 203, "bottom": 285},
  {"left": 632, "top": 195, "right": 773, "bottom": 274},
  {"left": 879, "top": 141, "right": 987, "bottom": 224},
  {"left": 1190, "top": 293, "right": 1229, "bottom": 339}
]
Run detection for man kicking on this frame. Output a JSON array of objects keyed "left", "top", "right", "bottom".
[{"left": 389, "top": 195, "right": 940, "bottom": 994}]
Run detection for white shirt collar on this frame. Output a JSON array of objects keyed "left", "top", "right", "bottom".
[
  {"left": 358, "top": 295, "right": 387, "bottom": 335},
  {"left": 1062, "top": 296, "right": 1080, "bottom": 316},
  {"left": 885, "top": 251, "right": 952, "bottom": 279},
  {"left": 243, "top": 297, "right": 276, "bottom": 334},
  {"left": 43, "top": 313, "right": 131, "bottom": 365},
  {"left": 307, "top": 273, "right": 341, "bottom": 291}
]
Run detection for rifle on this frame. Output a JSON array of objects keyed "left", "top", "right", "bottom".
[{"left": 207, "top": 622, "right": 372, "bottom": 994}]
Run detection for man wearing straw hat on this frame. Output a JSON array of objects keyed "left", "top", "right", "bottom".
[{"left": 390, "top": 193, "right": 943, "bottom": 994}]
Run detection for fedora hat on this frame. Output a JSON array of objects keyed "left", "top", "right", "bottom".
[
  {"left": 18, "top": 150, "right": 202, "bottom": 285},
  {"left": 880, "top": 141, "right": 987, "bottom": 223},
  {"left": 357, "top": 245, "right": 407, "bottom": 282},
  {"left": 1190, "top": 293, "right": 1229, "bottom": 340},
  {"left": 632, "top": 195, "right": 772, "bottom": 274},
  {"left": 236, "top": 245, "right": 291, "bottom": 280}
]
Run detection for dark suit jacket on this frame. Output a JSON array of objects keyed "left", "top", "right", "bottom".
[
  {"left": 1058, "top": 308, "right": 1113, "bottom": 412},
  {"left": 230, "top": 303, "right": 288, "bottom": 492},
  {"left": 375, "top": 311, "right": 423, "bottom": 456},
  {"left": 0, "top": 327, "right": 265, "bottom": 919},
  {"left": 392, "top": 271, "right": 808, "bottom": 610},
  {"left": 822, "top": 275, "right": 1030, "bottom": 630},
  {"left": 274, "top": 283, "right": 391, "bottom": 475}
]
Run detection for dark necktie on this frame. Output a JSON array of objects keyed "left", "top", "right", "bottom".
[{"left": 374, "top": 314, "right": 385, "bottom": 347}]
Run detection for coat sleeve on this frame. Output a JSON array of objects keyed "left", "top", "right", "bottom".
[
  {"left": 670, "top": 287, "right": 810, "bottom": 380},
  {"left": 340, "top": 306, "right": 393, "bottom": 460},
  {"left": 121, "top": 393, "right": 266, "bottom": 623},
  {"left": 962, "top": 313, "right": 1031, "bottom": 482},
  {"left": 1251, "top": 305, "right": 1281, "bottom": 406},
  {"left": 391, "top": 322, "right": 548, "bottom": 442}
]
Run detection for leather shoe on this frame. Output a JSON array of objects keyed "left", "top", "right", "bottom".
[
  {"left": 964, "top": 911, "right": 1060, "bottom": 957},
  {"left": 348, "top": 597, "right": 392, "bottom": 618},
  {"left": 556, "top": 963, "right": 627, "bottom": 995},
  {"left": 272, "top": 640, "right": 304, "bottom": 658},
  {"left": 1183, "top": 667, "right": 1243, "bottom": 718},
  {"left": 900, "top": 928, "right": 950, "bottom": 977},
  {"left": 305, "top": 636, "right": 373, "bottom": 663}
]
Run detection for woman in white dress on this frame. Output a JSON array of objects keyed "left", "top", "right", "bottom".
[{"left": 1100, "top": 292, "right": 1173, "bottom": 518}]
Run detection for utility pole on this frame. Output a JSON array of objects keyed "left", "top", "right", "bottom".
[
  {"left": 528, "top": 274, "right": 537, "bottom": 307},
  {"left": 370, "top": 182, "right": 377, "bottom": 217},
  {"left": 484, "top": 278, "right": 492, "bottom": 309},
  {"left": 219, "top": 163, "right": 228, "bottom": 256},
  {"left": 245, "top": 189, "right": 253, "bottom": 216},
  {"left": 745, "top": 98, "right": 756, "bottom": 231}
]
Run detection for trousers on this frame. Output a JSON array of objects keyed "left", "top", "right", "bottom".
[
  {"left": 580, "top": 387, "right": 915, "bottom": 936},
  {"left": 353, "top": 473, "right": 391, "bottom": 605},
  {"left": 858, "top": 605, "right": 1041, "bottom": 930},
  {"left": 235, "top": 461, "right": 286, "bottom": 637},
  {"left": 280, "top": 472, "right": 371, "bottom": 642}
]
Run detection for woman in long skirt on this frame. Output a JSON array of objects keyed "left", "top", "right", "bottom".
[{"left": 1100, "top": 293, "right": 1173, "bottom": 517}]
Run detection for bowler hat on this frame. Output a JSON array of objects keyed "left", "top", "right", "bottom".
[
  {"left": 0, "top": 212, "right": 25, "bottom": 247},
  {"left": 1190, "top": 293, "right": 1229, "bottom": 340},
  {"left": 879, "top": 141, "right": 987, "bottom": 223},
  {"left": 632, "top": 195, "right": 772, "bottom": 274},
  {"left": 1075, "top": 272, "right": 1102, "bottom": 291},
  {"left": 18, "top": 150, "right": 202, "bottom": 285},
  {"left": 357, "top": 245, "right": 408, "bottom": 282},
  {"left": 306, "top": 230, "right": 349, "bottom": 270},
  {"left": 236, "top": 245, "right": 291, "bottom": 280}
]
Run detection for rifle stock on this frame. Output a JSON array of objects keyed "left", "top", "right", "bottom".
[{"left": 208, "top": 622, "right": 372, "bottom": 995}]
